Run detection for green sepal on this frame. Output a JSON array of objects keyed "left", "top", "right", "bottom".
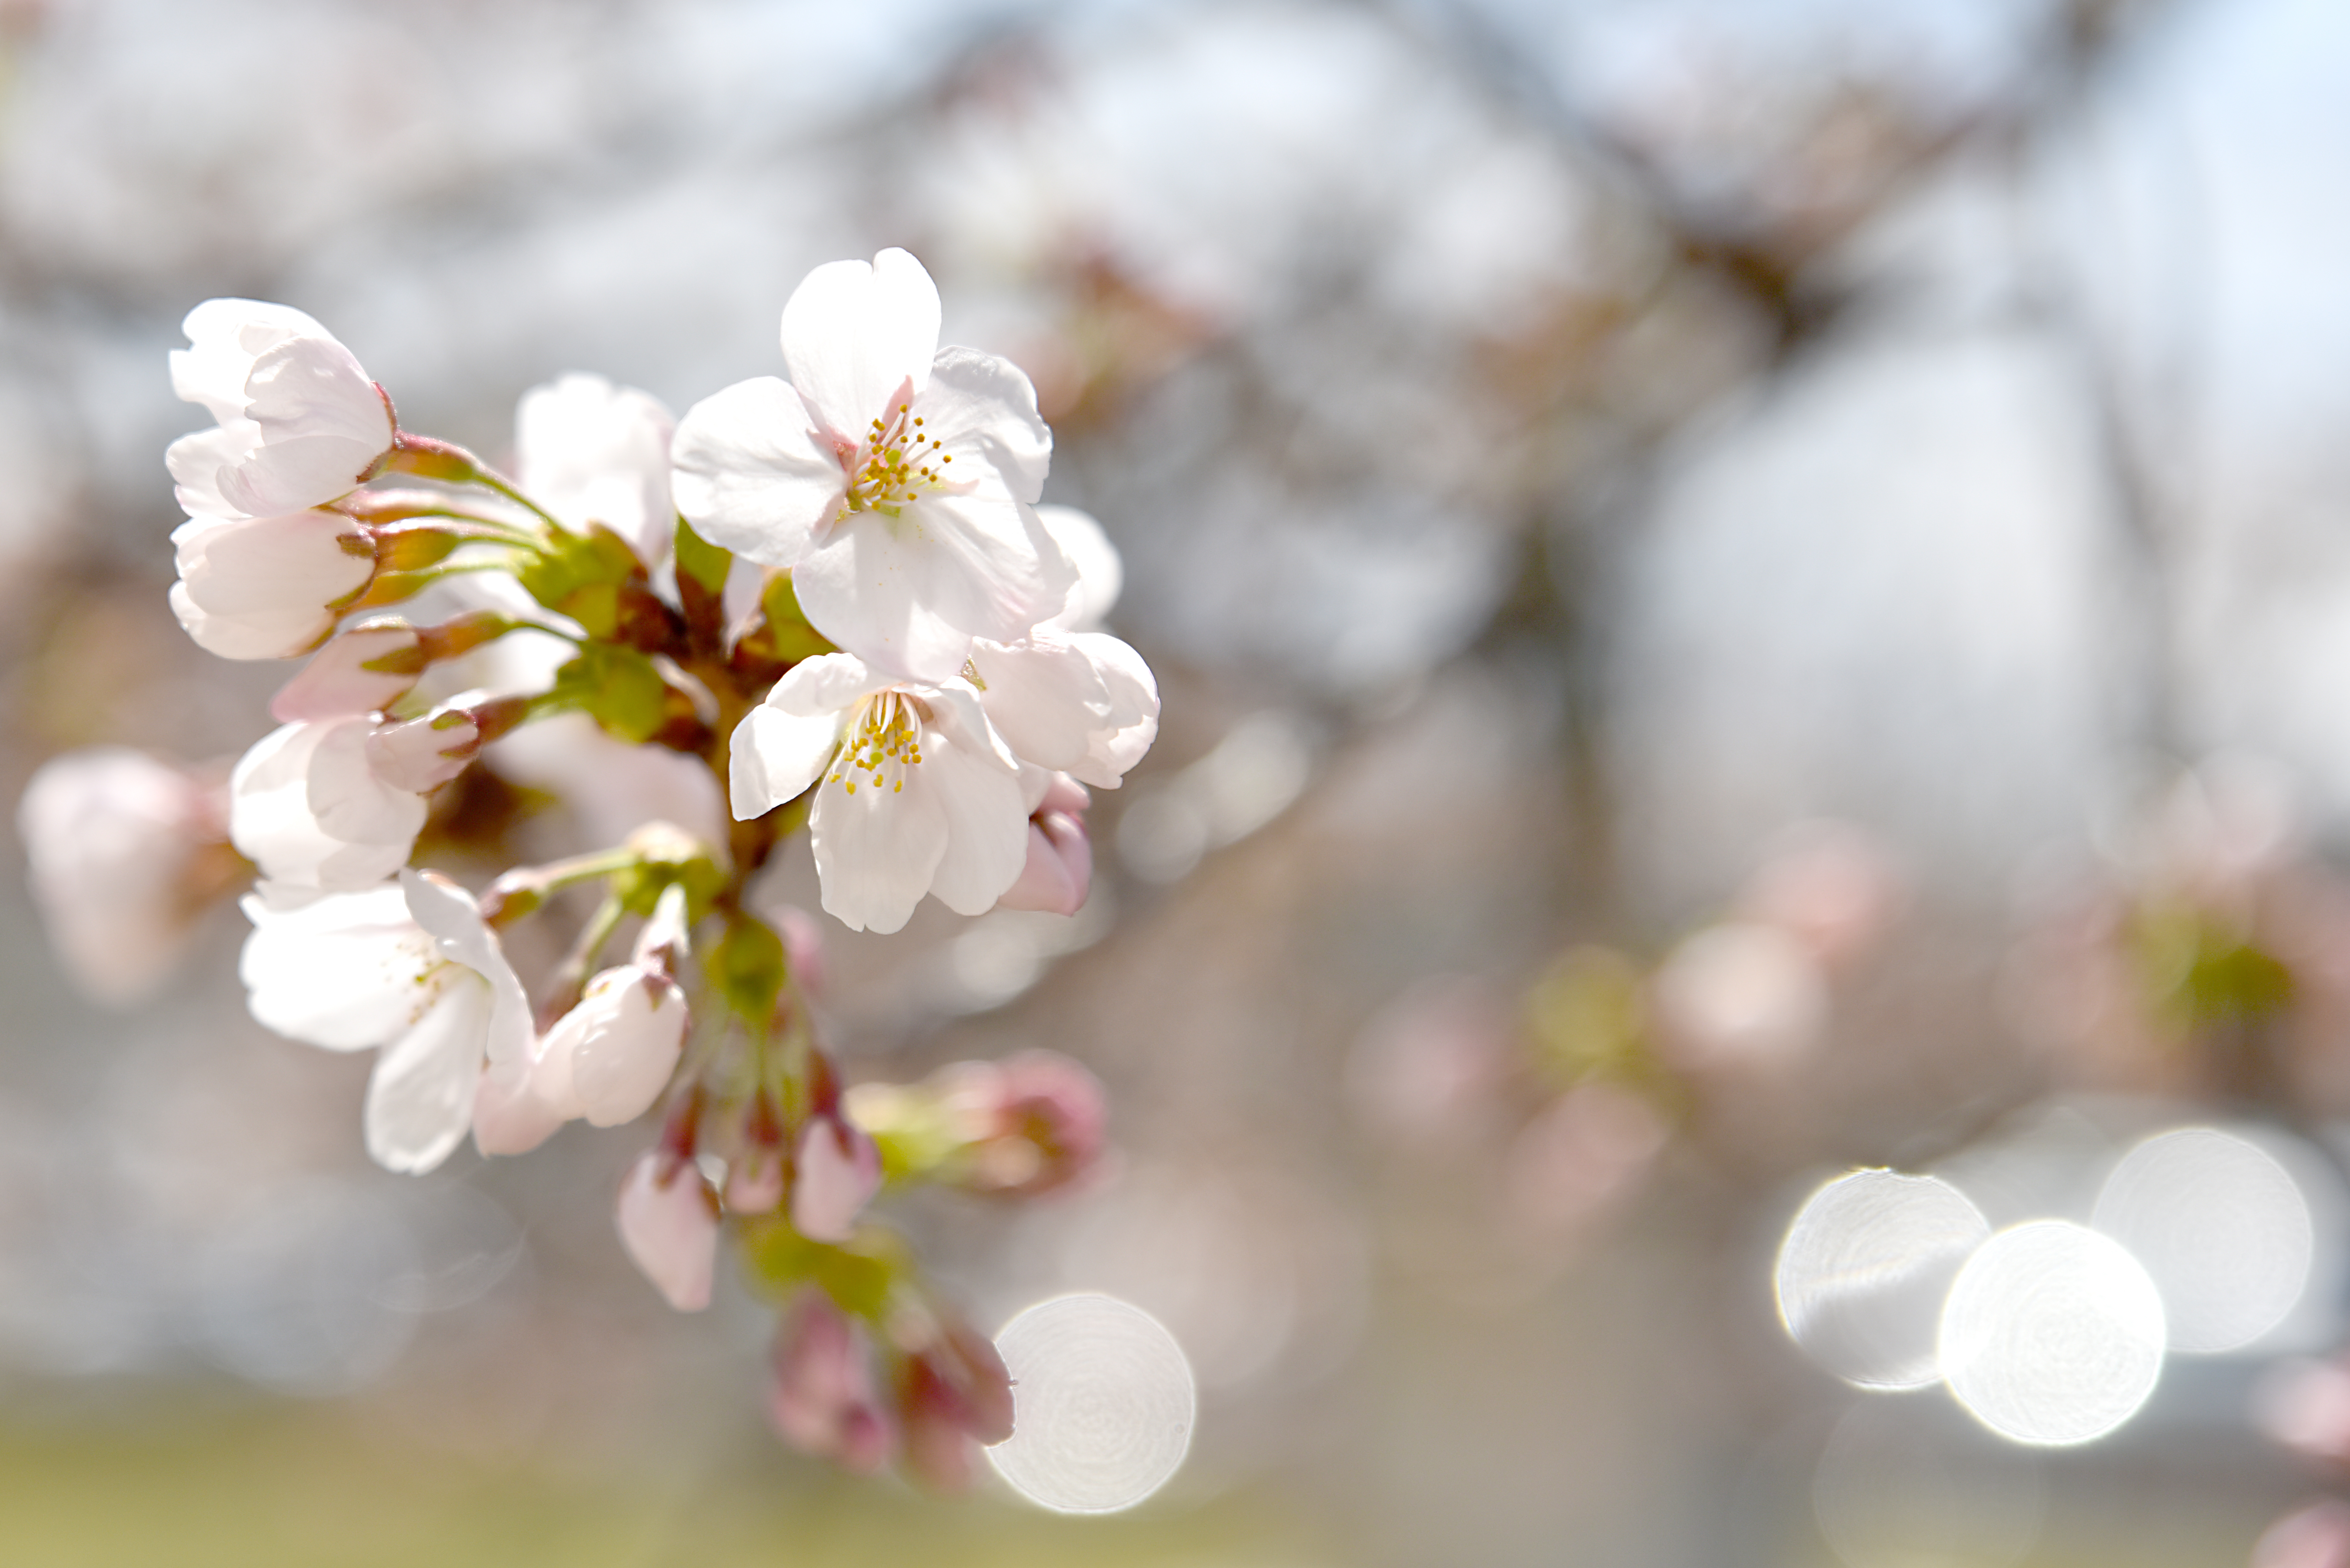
[
  {"left": 547, "top": 642, "right": 670, "bottom": 743},
  {"left": 736, "top": 570, "right": 837, "bottom": 666},
  {"left": 706, "top": 910, "right": 785, "bottom": 1027},
  {"left": 514, "top": 523, "right": 644, "bottom": 633},
  {"left": 737, "top": 1216, "right": 912, "bottom": 1320},
  {"left": 674, "top": 516, "right": 731, "bottom": 599}
]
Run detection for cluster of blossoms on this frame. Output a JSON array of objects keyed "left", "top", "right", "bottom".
[{"left": 21, "top": 251, "right": 1155, "bottom": 1486}]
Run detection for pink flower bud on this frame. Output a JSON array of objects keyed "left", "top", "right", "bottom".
[
  {"left": 997, "top": 807, "right": 1092, "bottom": 915},
  {"left": 936, "top": 1050, "right": 1108, "bottom": 1196},
  {"left": 892, "top": 1308, "right": 1015, "bottom": 1489},
  {"left": 791, "top": 1115, "right": 882, "bottom": 1243},
  {"left": 366, "top": 705, "right": 482, "bottom": 793},
  {"left": 615, "top": 1150, "right": 719, "bottom": 1312},
  {"left": 769, "top": 1292, "right": 894, "bottom": 1473},
  {"left": 726, "top": 1155, "right": 787, "bottom": 1216},
  {"left": 556, "top": 969, "right": 689, "bottom": 1127},
  {"left": 270, "top": 621, "right": 426, "bottom": 722}
]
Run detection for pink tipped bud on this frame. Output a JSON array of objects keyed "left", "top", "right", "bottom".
[
  {"left": 270, "top": 621, "right": 426, "bottom": 722},
  {"left": 727, "top": 1154, "right": 787, "bottom": 1215},
  {"left": 615, "top": 1150, "right": 719, "bottom": 1312},
  {"left": 561, "top": 969, "right": 688, "bottom": 1127},
  {"left": 792, "top": 1116, "right": 882, "bottom": 1243},
  {"left": 937, "top": 1050, "right": 1108, "bottom": 1196},
  {"left": 770, "top": 1292, "right": 895, "bottom": 1473},
  {"left": 891, "top": 1308, "right": 1015, "bottom": 1492},
  {"left": 997, "top": 808, "right": 1092, "bottom": 915},
  {"left": 366, "top": 705, "right": 481, "bottom": 792}
]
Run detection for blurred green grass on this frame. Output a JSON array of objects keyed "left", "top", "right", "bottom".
[{"left": 0, "top": 1400, "right": 1327, "bottom": 1568}]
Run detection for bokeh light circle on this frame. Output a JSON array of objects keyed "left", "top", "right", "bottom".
[
  {"left": 988, "top": 1293, "right": 1196, "bottom": 1513},
  {"left": 2091, "top": 1126, "right": 2312, "bottom": 1354},
  {"left": 1775, "top": 1169, "right": 1992, "bottom": 1389},
  {"left": 1938, "top": 1221, "right": 2166, "bottom": 1446}
]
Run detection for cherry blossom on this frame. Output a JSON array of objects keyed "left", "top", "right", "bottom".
[
  {"left": 169, "top": 509, "right": 376, "bottom": 660},
  {"left": 515, "top": 371, "right": 677, "bottom": 569},
  {"left": 231, "top": 716, "right": 428, "bottom": 893},
  {"left": 166, "top": 299, "right": 394, "bottom": 520},
  {"left": 671, "top": 248, "right": 1074, "bottom": 682},
  {"left": 729, "top": 652, "right": 1028, "bottom": 934},
  {"left": 239, "top": 870, "right": 530, "bottom": 1174},
  {"left": 615, "top": 1150, "right": 719, "bottom": 1312},
  {"left": 474, "top": 886, "right": 692, "bottom": 1156},
  {"left": 18, "top": 748, "right": 224, "bottom": 1005}
]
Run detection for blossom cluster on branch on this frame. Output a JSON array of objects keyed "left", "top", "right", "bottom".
[{"left": 19, "top": 250, "right": 1157, "bottom": 1487}]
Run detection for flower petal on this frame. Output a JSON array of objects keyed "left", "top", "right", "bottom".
[
  {"left": 172, "top": 299, "right": 331, "bottom": 421},
  {"left": 1037, "top": 504, "right": 1123, "bottom": 631},
  {"left": 794, "top": 495, "right": 1070, "bottom": 682},
  {"left": 670, "top": 376, "right": 843, "bottom": 568},
  {"left": 366, "top": 973, "right": 490, "bottom": 1174},
  {"left": 808, "top": 754, "right": 949, "bottom": 934},
  {"left": 516, "top": 372, "right": 677, "bottom": 565},
  {"left": 919, "top": 726, "right": 1030, "bottom": 916},
  {"left": 165, "top": 424, "right": 262, "bottom": 519},
  {"left": 217, "top": 337, "right": 394, "bottom": 515},
  {"left": 779, "top": 249, "right": 941, "bottom": 441},
  {"left": 970, "top": 635, "right": 1114, "bottom": 775},
  {"left": 731, "top": 702, "right": 844, "bottom": 820},
  {"left": 237, "top": 884, "right": 434, "bottom": 1050},
  {"left": 917, "top": 346, "right": 1051, "bottom": 505},
  {"left": 767, "top": 650, "right": 888, "bottom": 718},
  {"left": 231, "top": 720, "right": 421, "bottom": 891},
  {"left": 401, "top": 868, "right": 532, "bottom": 1077},
  {"left": 171, "top": 510, "right": 375, "bottom": 659}
]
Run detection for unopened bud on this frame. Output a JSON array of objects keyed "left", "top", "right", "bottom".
[
  {"left": 792, "top": 1115, "right": 882, "bottom": 1243},
  {"left": 270, "top": 621, "right": 426, "bottom": 722},
  {"left": 615, "top": 1150, "right": 719, "bottom": 1312}
]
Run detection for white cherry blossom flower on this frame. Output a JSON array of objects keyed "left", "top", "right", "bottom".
[
  {"left": 169, "top": 509, "right": 376, "bottom": 660},
  {"left": 969, "top": 628, "right": 1159, "bottom": 790},
  {"left": 516, "top": 372, "right": 677, "bottom": 568},
  {"left": 239, "top": 870, "right": 530, "bottom": 1174},
  {"left": 671, "top": 248, "right": 1074, "bottom": 682},
  {"left": 19, "top": 748, "right": 222, "bottom": 1005},
  {"left": 231, "top": 716, "right": 427, "bottom": 893},
  {"left": 616, "top": 1150, "right": 719, "bottom": 1312},
  {"left": 728, "top": 652, "right": 1027, "bottom": 934},
  {"left": 166, "top": 299, "right": 394, "bottom": 520}
]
